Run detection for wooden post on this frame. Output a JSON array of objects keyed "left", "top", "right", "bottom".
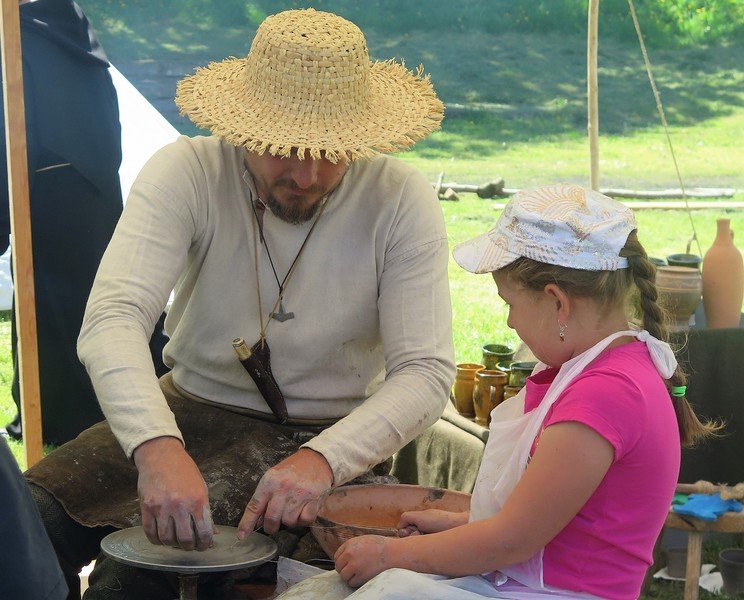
[
  {"left": 684, "top": 531, "right": 703, "bottom": 600},
  {"left": 587, "top": 0, "right": 600, "bottom": 191},
  {"left": 0, "top": 0, "right": 43, "bottom": 466}
]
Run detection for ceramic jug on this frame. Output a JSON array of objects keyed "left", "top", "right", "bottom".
[
  {"left": 452, "top": 363, "right": 484, "bottom": 417},
  {"left": 702, "top": 219, "right": 744, "bottom": 329}
]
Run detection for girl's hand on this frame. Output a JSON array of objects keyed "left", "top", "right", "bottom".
[
  {"left": 397, "top": 509, "right": 469, "bottom": 535},
  {"left": 334, "top": 535, "right": 394, "bottom": 587}
]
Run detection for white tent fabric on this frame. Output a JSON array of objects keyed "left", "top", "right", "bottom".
[{"left": 0, "top": 64, "right": 180, "bottom": 310}]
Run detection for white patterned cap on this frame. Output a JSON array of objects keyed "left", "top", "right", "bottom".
[{"left": 453, "top": 184, "right": 637, "bottom": 273}]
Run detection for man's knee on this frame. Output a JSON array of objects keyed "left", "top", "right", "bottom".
[{"left": 29, "top": 483, "right": 112, "bottom": 569}]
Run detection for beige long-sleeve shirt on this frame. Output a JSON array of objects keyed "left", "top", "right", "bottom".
[{"left": 78, "top": 136, "right": 455, "bottom": 484}]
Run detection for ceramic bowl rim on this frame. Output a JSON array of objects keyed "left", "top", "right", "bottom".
[
  {"left": 482, "top": 343, "right": 514, "bottom": 355},
  {"left": 719, "top": 548, "right": 744, "bottom": 564},
  {"left": 510, "top": 361, "right": 538, "bottom": 372}
]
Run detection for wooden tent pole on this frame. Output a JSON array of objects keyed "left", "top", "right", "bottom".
[
  {"left": 587, "top": 0, "right": 600, "bottom": 191},
  {"left": 0, "top": 0, "right": 43, "bottom": 466}
]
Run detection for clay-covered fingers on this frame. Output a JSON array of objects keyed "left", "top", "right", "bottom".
[
  {"left": 396, "top": 508, "right": 467, "bottom": 535},
  {"left": 238, "top": 449, "right": 333, "bottom": 538},
  {"left": 239, "top": 484, "right": 321, "bottom": 538},
  {"left": 134, "top": 437, "right": 214, "bottom": 550},
  {"left": 396, "top": 524, "right": 421, "bottom": 537},
  {"left": 238, "top": 488, "right": 269, "bottom": 538},
  {"left": 192, "top": 507, "right": 216, "bottom": 551},
  {"left": 141, "top": 508, "right": 160, "bottom": 546},
  {"left": 173, "top": 509, "right": 215, "bottom": 551},
  {"left": 334, "top": 535, "right": 391, "bottom": 587},
  {"left": 141, "top": 501, "right": 214, "bottom": 550}
]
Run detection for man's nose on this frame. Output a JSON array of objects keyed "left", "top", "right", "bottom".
[{"left": 290, "top": 156, "right": 319, "bottom": 189}]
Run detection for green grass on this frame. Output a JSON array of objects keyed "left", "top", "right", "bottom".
[{"left": 0, "top": 312, "right": 23, "bottom": 466}]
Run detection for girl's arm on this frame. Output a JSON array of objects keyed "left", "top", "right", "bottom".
[{"left": 334, "top": 421, "right": 614, "bottom": 586}]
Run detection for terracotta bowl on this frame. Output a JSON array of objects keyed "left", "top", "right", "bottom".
[{"left": 311, "top": 484, "right": 471, "bottom": 558}]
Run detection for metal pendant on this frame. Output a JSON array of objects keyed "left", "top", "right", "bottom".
[{"left": 271, "top": 300, "right": 294, "bottom": 322}]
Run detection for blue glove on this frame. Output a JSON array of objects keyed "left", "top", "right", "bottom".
[{"left": 673, "top": 493, "right": 744, "bottom": 522}]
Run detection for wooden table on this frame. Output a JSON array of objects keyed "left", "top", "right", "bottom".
[{"left": 665, "top": 510, "right": 744, "bottom": 600}]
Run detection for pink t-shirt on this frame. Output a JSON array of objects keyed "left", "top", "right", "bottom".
[{"left": 523, "top": 341, "right": 680, "bottom": 600}]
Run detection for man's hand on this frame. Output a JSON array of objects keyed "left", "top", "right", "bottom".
[
  {"left": 334, "top": 535, "right": 395, "bottom": 587},
  {"left": 397, "top": 509, "right": 469, "bottom": 536},
  {"left": 237, "top": 448, "right": 333, "bottom": 538},
  {"left": 133, "top": 436, "right": 214, "bottom": 551}
]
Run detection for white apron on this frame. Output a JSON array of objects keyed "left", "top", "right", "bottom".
[{"left": 469, "top": 329, "right": 678, "bottom": 596}]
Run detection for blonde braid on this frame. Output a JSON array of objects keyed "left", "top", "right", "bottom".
[{"left": 622, "top": 232, "right": 720, "bottom": 446}]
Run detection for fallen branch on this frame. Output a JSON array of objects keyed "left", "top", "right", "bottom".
[
  {"left": 493, "top": 200, "right": 744, "bottom": 210},
  {"left": 432, "top": 181, "right": 739, "bottom": 200},
  {"left": 433, "top": 178, "right": 505, "bottom": 198},
  {"left": 600, "top": 187, "right": 737, "bottom": 199}
]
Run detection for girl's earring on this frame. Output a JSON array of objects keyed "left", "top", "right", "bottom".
[{"left": 559, "top": 322, "right": 567, "bottom": 342}]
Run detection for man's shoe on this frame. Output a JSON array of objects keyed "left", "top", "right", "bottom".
[{"left": 3, "top": 413, "right": 22, "bottom": 441}]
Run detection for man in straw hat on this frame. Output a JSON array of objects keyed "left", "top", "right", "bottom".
[{"left": 24, "top": 8, "right": 454, "bottom": 597}]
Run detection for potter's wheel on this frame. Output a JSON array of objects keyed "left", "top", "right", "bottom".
[{"left": 101, "top": 526, "right": 276, "bottom": 599}]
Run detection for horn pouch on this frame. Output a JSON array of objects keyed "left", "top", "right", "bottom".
[{"left": 233, "top": 338, "right": 288, "bottom": 424}]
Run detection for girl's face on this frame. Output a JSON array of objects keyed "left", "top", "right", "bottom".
[{"left": 492, "top": 271, "right": 572, "bottom": 368}]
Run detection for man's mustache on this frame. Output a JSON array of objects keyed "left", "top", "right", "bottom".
[{"left": 275, "top": 180, "right": 324, "bottom": 195}]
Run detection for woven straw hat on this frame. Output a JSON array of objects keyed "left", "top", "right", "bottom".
[{"left": 175, "top": 8, "right": 444, "bottom": 163}]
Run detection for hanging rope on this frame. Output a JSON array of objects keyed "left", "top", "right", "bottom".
[{"left": 626, "top": 0, "right": 702, "bottom": 256}]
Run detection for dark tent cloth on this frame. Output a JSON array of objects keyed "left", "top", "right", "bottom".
[
  {"left": 0, "top": 0, "right": 169, "bottom": 444},
  {"left": 672, "top": 328, "right": 744, "bottom": 486},
  {"left": 0, "top": 438, "right": 67, "bottom": 600}
]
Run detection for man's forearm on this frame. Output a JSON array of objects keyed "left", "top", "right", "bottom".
[{"left": 302, "top": 360, "right": 451, "bottom": 485}]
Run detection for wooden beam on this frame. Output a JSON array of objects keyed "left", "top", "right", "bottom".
[
  {"left": 587, "top": 0, "right": 600, "bottom": 191},
  {"left": 494, "top": 200, "right": 744, "bottom": 211},
  {"left": 1, "top": 0, "right": 43, "bottom": 466}
]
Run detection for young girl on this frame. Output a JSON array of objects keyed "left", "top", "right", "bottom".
[{"left": 278, "top": 184, "right": 716, "bottom": 600}]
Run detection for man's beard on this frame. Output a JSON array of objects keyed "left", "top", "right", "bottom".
[{"left": 262, "top": 192, "right": 323, "bottom": 224}]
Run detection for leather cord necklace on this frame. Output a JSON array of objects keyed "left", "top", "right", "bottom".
[
  {"left": 249, "top": 192, "right": 329, "bottom": 330},
  {"left": 231, "top": 174, "right": 329, "bottom": 423}
]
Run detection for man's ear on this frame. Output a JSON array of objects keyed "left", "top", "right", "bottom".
[{"left": 543, "top": 283, "right": 571, "bottom": 321}]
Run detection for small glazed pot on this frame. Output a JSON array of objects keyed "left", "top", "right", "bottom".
[
  {"left": 508, "top": 361, "right": 537, "bottom": 388},
  {"left": 666, "top": 253, "right": 702, "bottom": 270},
  {"left": 503, "top": 385, "right": 522, "bottom": 401},
  {"left": 719, "top": 548, "right": 744, "bottom": 595},
  {"left": 472, "top": 369, "right": 508, "bottom": 426},
  {"left": 664, "top": 546, "right": 687, "bottom": 579},
  {"left": 482, "top": 344, "right": 515, "bottom": 371},
  {"left": 649, "top": 256, "right": 668, "bottom": 267}
]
